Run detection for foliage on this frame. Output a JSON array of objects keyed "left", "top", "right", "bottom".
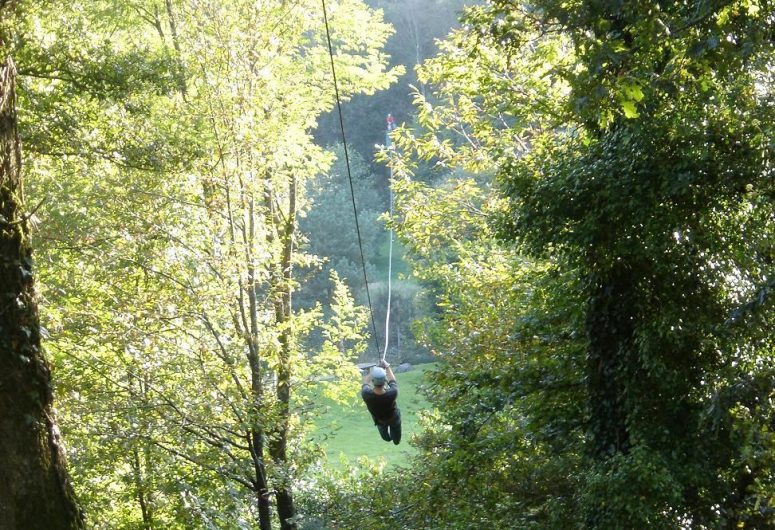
[
  {"left": 6, "top": 0, "right": 772, "bottom": 528},
  {"left": 318, "top": 0, "right": 775, "bottom": 528},
  {"left": 492, "top": 1, "right": 775, "bottom": 526},
  {"left": 315, "top": 0, "right": 469, "bottom": 166},
  {"left": 19, "top": 0, "right": 401, "bottom": 527},
  {"left": 300, "top": 142, "right": 430, "bottom": 364},
  {"left": 299, "top": 144, "right": 384, "bottom": 308}
]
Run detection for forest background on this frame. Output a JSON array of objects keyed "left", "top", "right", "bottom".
[{"left": 0, "top": 0, "right": 772, "bottom": 529}]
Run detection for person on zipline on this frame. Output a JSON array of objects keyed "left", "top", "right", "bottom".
[{"left": 361, "top": 360, "right": 401, "bottom": 445}]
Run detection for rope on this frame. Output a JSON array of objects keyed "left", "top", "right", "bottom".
[
  {"left": 381, "top": 126, "right": 395, "bottom": 362},
  {"left": 381, "top": 189, "right": 393, "bottom": 361},
  {"left": 321, "top": 0, "right": 381, "bottom": 355}
]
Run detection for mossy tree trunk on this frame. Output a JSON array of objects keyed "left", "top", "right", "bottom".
[{"left": 0, "top": 47, "right": 84, "bottom": 530}]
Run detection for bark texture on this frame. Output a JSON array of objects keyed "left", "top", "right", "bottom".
[{"left": 0, "top": 56, "right": 84, "bottom": 529}]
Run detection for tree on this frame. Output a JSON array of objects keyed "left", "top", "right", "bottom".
[
  {"left": 162, "top": 2, "right": 399, "bottom": 526},
  {"left": 318, "top": 0, "right": 774, "bottom": 528},
  {"left": 492, "top": 2, "right": 775, "bottom": 526},
  {"left": 0, "top": 2, "right": 84, "bottom": 528},
  {"left": 22, "top": 1, "right": 400, "bottom": 528}
]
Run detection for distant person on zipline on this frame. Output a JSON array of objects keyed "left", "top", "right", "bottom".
[{"left": 361, "top": 360, "right": 401, "bottom": 445}]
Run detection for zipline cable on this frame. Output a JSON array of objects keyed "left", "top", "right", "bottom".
[{"left": 321, "top": 0, "right": 382, "bottom": 355}]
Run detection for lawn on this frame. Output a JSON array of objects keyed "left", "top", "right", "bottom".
[{"left": 309, "top": 363, "right": 434, "bottom": 469}]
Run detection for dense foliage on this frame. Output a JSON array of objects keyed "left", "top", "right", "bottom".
[
  {"left": 307, "top": 1, "right": 774, "bottom": 529},
  {"left": 11, "top": 0, "right": 400, "bottom": 527},
  {"left": 2, "top": 0, "right": 772, "bottom": 528}
]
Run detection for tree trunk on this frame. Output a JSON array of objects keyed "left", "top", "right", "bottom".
[
  {"left": 163, "top": 0, "right": 187, "bottom": 98},
  {"left": 128, "top": 369, "right": 154, "bottom": 530},
  {"left": 248, "top": 427, "right": 272, "bottom": 530},
  {"left": 131, "top": 449, "right": 153, "bottom": 530},
  {"left": 584, "top": 265, "right": 637, "bottom": 527},
  {"left": 265, "top": 176, "right": 298, "bottom": 529},
  {"left": 243, "top": 192, "right": 273, "bottom": 530},
  {"left": 585, "top": 265, "right": 635, "bottom": 458},
  {"left": 0, "top": 55, "right": 84, "bottom": 530},
  {"left": 272, "top": 299, "right": 296, "bottom": 530}
]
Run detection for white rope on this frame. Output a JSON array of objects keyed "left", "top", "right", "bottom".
[
  {"left": 381, "top": 119, "right": 396, "bottom": 362},
  {"left": 382, "top": 173, "right": 394, "bottom": 361}
]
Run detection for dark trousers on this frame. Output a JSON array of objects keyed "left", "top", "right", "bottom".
[{"left": 376, "top": 409, "right": 401, "bottom": 445}]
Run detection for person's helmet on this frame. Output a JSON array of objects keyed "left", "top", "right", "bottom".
[{"left": 371, "top": 366, "right": 387, "bottom": 386}]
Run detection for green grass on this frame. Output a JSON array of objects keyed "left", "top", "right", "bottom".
[{"left": 309, "top": 363, "right": 433, "bottom": 469}]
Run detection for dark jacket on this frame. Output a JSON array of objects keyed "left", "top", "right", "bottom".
[{"left": 361, "top": 380, "right": 399, "bottom": 425}]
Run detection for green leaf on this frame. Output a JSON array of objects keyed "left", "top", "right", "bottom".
[
  {"left": 621, "top": 100, "right": 639, "bottom": 119},
  {"left": 623, "top": 83, "right": 644, "bottom": 102}
]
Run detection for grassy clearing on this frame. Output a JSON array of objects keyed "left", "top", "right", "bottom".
[{"left": 309, "top": 363, "right": 434, "bottom": 469}]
